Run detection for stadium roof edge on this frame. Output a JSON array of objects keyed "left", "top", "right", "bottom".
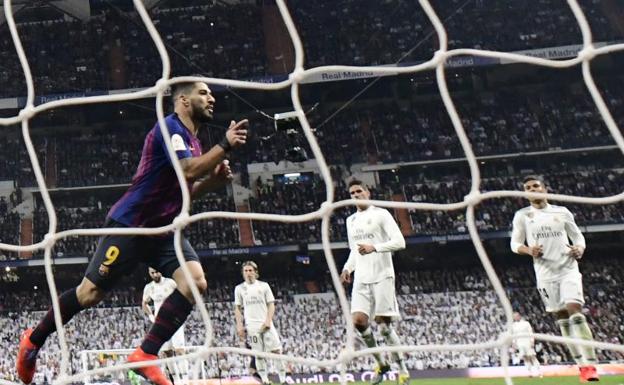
[{"left": 0, "top": 0, "right": 91, "bottom": 25}]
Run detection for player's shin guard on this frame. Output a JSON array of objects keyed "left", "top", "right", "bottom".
[
  {"left": 569, "top": 313, "right": 598, "bottom": 364},
  {"left": 379, "top": 323, "right": 408, "bottom": 373},
  {"left": 30, "top": 288, "right": 84, "bottom": 347},
  {"left": 359, "top": 326, "right": 386, "bottom": 366},
  {"left": 557, "top": 318, "right": 583, "bottom": 365},
  {"left": 255, "top": 357, "right": 270, "bottom": 384}
]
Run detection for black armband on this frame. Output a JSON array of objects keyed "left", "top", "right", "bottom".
[{"left": 218, "top": 136, "right": 232, "bottom": 152}]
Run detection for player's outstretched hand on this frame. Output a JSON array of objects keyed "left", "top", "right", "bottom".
[
  {"left": 528, "top": 245, "right": 543, "bottom": 259},
  {"left": 566, "top": 244, "right": 585, "bottom": 260},
  {"left": 226, "top": 119, "right": 248, "bottom": 149},
  {"left": 340, "top": 270, "right": 352, "bottom": 284}
]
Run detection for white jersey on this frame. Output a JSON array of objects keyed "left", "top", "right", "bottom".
[
  {"left": 510, "top": 204, "right": 585, "bottom": 283},
  {"left": 343, "top": 205, "right": 406, "bottom": 284},
  {"left": 511, "top": 319, "right": 534, "bottom": 345},
  {"left": 234, "top": 280, "right": 275, "bottom": 332},
  {"left": 142, "top": 277, "right": 177, "bottom": 314}
]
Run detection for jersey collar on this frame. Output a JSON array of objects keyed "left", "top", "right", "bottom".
[{"left": 529, "top": 203, "right": 551, "bottom": 212}]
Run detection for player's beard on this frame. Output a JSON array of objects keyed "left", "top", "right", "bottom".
[{"left": 192, "top": 101, "right": 213, "bottom": 123}]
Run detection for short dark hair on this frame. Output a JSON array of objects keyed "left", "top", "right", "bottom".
[
  {"left": 522, "top": 175, "right": 544, "bottom": 185},
  {"left": 171, "top": 81, "right": 200, "bottom": 102},
  {"left": 348, "top": 179, "right": 367, "bottom": 189}
]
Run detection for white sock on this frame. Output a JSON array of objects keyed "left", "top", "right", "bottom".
[
  {"left": 557, "top": 318, "right": 583, "bottom": 365},
  {"left": 524, "top": 358, "right": 532, "bottom": 374},
  {"left": 180, "top": 358, "right": 189, "bottom": 380},
  {"left": 380, "top": 323, "right": 408, "bottom": 373},
  {"left": 360, "top": 326, "right": 386, "bottom": 366},
  {"left": 275, "top": 358, "right": 287, "bottom": 383},
  {"left": 256, "top": 358, "right": 270, "bottom": 384},
  {"left": 569, "top": 313, "right": 598, "bottom": 365},
  {"left": 531, "top": 356, "right": 541, "bottom": 372}
]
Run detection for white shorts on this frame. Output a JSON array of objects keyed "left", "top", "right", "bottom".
[
  {"left": 162, "top": 326, "right": 185, "bottom": 351},
  {"left": 517, "top": 342, "right": 536, "bottom": 357},
  {"left": 248, "top": 325, "right": 282, "bottom": 352},
  {"left": 537, "top": 271, "right": 584, "bottom": 312},
  {"left": 351, "top": 277, "right": 400, "bottom": 319}
]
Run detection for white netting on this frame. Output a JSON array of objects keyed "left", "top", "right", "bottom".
[
  {"left": 79, "top": 346, "right": 216, "bottom": 383},
  {"left": 2, "top": 0, "right": 624, "bottom": 384}
]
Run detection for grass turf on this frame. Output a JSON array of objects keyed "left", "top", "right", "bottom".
[{"left": 365, "top": 376, "right": 624, "bottom": 385}]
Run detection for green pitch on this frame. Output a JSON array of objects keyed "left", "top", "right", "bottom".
[{"left": 363, "top": 376, "right": 624, "bottom": 385}]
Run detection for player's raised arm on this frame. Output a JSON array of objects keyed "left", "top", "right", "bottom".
[{"left": 180, "top": 119, "right": 248, "bottom": 182}]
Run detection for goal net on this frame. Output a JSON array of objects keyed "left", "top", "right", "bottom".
[
  {"left": 1, "top": 0, "right": 624, "bottom": 385},
  {"left": 79, "top": 346, "right": 220, "bottom": 384}
]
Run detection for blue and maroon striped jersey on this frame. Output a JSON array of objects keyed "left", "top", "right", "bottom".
[{"left": 108, "top": 113, "right": 202, "bottom": 227}]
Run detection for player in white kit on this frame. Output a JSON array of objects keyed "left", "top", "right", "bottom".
[
  {"left": 142, "top": 268, "right": 187, "bottom": 380},
  {"left": 510, "top": 176, "right": 599, "bottom": 382},
  {"left": 511, "top": 312, "right": 541, "bottom": 377},
  {"left": 339, "top": 180, "right": 409, "bottom": 385},
  {"left": 235, "top": 261, "right": 287, "bottom": 385}
]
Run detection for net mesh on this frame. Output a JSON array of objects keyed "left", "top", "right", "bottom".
[{"left": 1, "top": 0, "right": 624, "bottom": 384}]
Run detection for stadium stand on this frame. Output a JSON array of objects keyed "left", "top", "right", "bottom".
[{"left": 0, "top": 260, "right": 622, "bottom": 380}]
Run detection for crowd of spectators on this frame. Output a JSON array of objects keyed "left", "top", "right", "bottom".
[
  {"left": 0, "top": 159, "right": 616, "bottom": 259},
  {"left": 0, "top": 2, "right": 267, "bottom": 98},
  {"left": 290, "top": 0, "right": 620, "bottom": 67},
  {"left": 30, "top": 189, "right": 239, "bottom": 258},
  {"left": 4, "top": 76, "right": 619, "bottom": 189},
  {"left": 1, "top": 0, "right": 621, "bottom": 98},
  {"left": 404, "top": 166, "right": 624, "bottom": 236},
  {"left": 1, "top": 258, "right": 622, "bottom": 381}
]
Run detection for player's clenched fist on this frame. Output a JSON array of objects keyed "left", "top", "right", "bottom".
[
  {"left": 566, "top": 244, "right": 585, "bottom": 259},
  {"left": 214, "top": 159, "right": 233, "bottom": 180},
  {"left": 527, "top": 245, "right": 543, "bottom": 258},
  {"left": 340, "top": 270, "right": 352, "bottom": 284}
]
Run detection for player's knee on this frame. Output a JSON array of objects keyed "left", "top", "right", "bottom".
[
  {"left": 76, "top": 281, "right": 105, "bottom": 308},
  {"left": 352, "top": 316, "right": 369, "bottom": 331},
  {"left": 565, "top": 302, "right": 583, "bottom": 315},
  {"left": 177, "top": 276, "right": 207, "bottom": 301},
  {"left": 194, "top": 276, "right": 208, "bottom": 293},
  {"left": 554, "top": 309, "right": 569, "bottom": 320}
]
